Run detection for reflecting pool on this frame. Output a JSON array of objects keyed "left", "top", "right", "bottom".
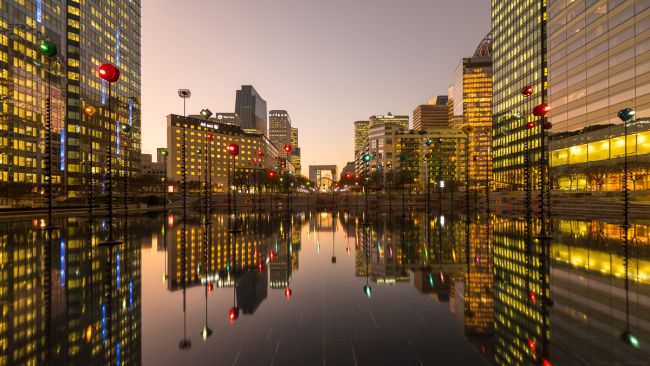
[{"left": 1, "top": 210, "right": 649, "bottom": 365}]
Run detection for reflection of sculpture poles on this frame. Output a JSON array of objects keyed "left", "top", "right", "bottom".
[
  {"left": 284, "top": 219, "right": 293, "bottom": 300},
  {"left": 331, "top": 211, "right": 337, "bottom": 264},
  {"left": 362, "top": 153, "right": 371, "bottom": 225},
  {"left": 227, "top": 143, "right": 241, "bottom": 233},
  {"left": 177, "top": 88, "right": 191, "bottom": 350},
  {"left": 617, "top": 107, "right": 640, "bottom": 349},
  {"left": 363, "top": 223, "right": 372, "bottom": 299},
  {"left": 98, "top": 63, "right": 121, "bottom": 247}
]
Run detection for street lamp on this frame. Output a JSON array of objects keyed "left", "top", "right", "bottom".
[{"left": 97, "top": 63, "right": 121, "bottom": 246}]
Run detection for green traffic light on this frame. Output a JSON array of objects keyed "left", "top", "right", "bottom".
[
  {"left": 39, "top": 40, "right": 57, "bottom": 58},
  {"left": 362, "top": 154, "right": 371, "bottom": 163}
]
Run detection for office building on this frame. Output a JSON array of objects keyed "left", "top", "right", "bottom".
[
  {"left": 291, "top": 127, "right": 299, "bottom": 147},
  {"left": 269, "top": 110, "right": 292, "bottom": 155},
  {"left": 413, "top": 96, "right": 450, "bottom": 131},
  {"left": 0, "top": 0, "right": 142, "bottom": 197},
  {"left": 369, "top": 113, "right": 409, "bottom": 130},
  {"left": 166, "top": 114, "right": 278, "bottom": 190},
  {"left": 451, "top": 33, "right": 493, "bottom": 189},
  {"left": 235, "top": 85, "right": 268, "bottom": 136},
  {"left": 491, "top": 0, "right": 547, "bottom": 189},
  {"left": 547, "top": 1, "right": 650, "bottom": 191},
  {"left": 354, "top": 120, "right": 370, "bottom": 157}
]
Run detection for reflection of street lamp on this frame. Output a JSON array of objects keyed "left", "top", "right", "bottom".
[{"left": 97, "top": 63, "right": 121, "bottom": 246}]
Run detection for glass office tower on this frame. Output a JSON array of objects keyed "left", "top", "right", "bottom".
[
  {"left": 491, "top": 0, "right": 548, "bottom": 189},
  {"left": 0, "top": 0, "right": 142, "bottom": 197}
]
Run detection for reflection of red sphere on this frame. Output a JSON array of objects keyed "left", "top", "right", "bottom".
[
  {"left": 473, "top": 155, "right": 479, "bottom": 162},
  {"left": 284, "top": 287, "right": 292, "bottom": 300},
  {"left": 97, "top": 63, "right": 120, "bottom": 83},
  {"left": 526, "top": 122, "right": 536, "bottom": 129},
  {"left": 543, "top": 121, "right": 553, "bottom": 130}
]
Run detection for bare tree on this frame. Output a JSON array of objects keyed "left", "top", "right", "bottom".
[{"left": 584, "top": 165, "right": 614, "bottom": 192}]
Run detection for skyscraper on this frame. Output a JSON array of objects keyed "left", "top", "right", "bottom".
[
  {"left": 451, "top": 33, "right": 493, "bottom": 188},
  {"left": 1, "top": 0, "right": 142, "bottom": 197},
  {"left": 291, "top": 127, "right": 299, "bottom": 147},
  {"left": 354, "top": 120, "right": 370, "bottom": 157},
  {"left": 492, "top": 0, "right": 547, "bottom": 189},
  {"left": 269, "top": 110, "right": 292, "bottom": 153},
  {"left": 235, "top": 85, "right": 268, "bottom": 136},
  {"left": 413, "top": 97, "right": 450, "bottom": 131}
]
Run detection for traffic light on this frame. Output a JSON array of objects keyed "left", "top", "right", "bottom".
[
  {"left": 345, "top": 173, "right": 351, "bottom": 179},
  {"left": 362, "top": 153, "right": 371, "bottom": 163},
  {"left": 284, "top": 144, "right": 292, "bottom": 153},
  {"left": 268, "top": 171, "right": 276, "bottom": 178},
  {"left": 529, "top": 290, "right": 537, "bottom": 304}
]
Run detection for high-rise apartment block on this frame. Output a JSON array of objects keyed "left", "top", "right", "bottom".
[
  {"left": 1, "top": 0, "right": 142, "bottom": 197},
  {"left": 235, "top": 85, "right": 268, "bottom": 136}
]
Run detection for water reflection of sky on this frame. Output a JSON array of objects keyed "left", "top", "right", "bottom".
[{"left": 1, "top": 212, "right": 648, "bottom": 365}]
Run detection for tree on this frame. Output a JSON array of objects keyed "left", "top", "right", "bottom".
[
  {"left": 627, "top": 162, "right": 650, "bottom": 190},
  {"left": 584, "top": 165, "right": 614, "bottom": 192}
]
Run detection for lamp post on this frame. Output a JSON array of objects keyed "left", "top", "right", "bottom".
[
  {"left": 83, "top": 104, "right": 98, "bottom": 220},
  {"left": 97, "top": 63, "right": 121, "bottom": 246}
]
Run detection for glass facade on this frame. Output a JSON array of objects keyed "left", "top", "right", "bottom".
[
  {"left": 547, "top": 0, "right": 650, "bottom": 191},
  {"left": 0, "top": 0, "right": 142, "bottom": 197},
  {"left": 492, "top": 0, "right": 548, "bottom": 189},
  {"left": 235, "top": 85, "right": 268, "bottom": 136}
]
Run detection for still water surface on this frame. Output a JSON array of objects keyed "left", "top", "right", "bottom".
[{"left": 2, "top": 210, "right": 649, "bottom": 365}]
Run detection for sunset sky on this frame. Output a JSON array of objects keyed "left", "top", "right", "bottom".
[{"left": 141, "top": 0, "right": 490, "bottom": 171}]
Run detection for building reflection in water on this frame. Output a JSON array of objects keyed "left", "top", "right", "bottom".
[
  {"left": 0, "top": 217, "right": 141, "bottom": 366},
  {"left": 2, "top": 211, "right": 650, "bottom": 365}
]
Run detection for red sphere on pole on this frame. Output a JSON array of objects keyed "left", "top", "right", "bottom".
[
  {"left": 206, "top": 132, "right": 214, "bottom": 141},
  {"left": 533, "top": 103, "right": 552, "bottom": 117},
  {"left": 526, "top": 122, "right": 536, "bottom": 130},
  {"left": 227, "top": 143, "right": 239, "bottom": 156},
  {"left": 521, "top": 86, "right": 534, "bottom": 96},
  {"left": 543, "top": 121, "right": 553, "bottom": 130},
  {"left": 257, "top": 149, "right": 264, "bottom": 157},
  {"left": 97, "top": 63, "right": 120, "bottom": 83}
]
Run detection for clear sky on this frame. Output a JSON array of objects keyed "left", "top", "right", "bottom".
[{"left": 141, "top": 0, "right": 490, "bottom": 171}]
